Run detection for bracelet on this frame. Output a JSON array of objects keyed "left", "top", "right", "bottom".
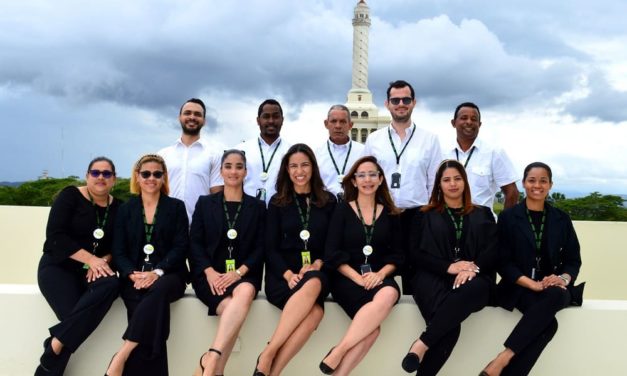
[
  {"left": 235, "top": 269, "right": 242, "bottom": 277},
  {"left": 558, "top": 274, "right": 570, "bottom": 286}
]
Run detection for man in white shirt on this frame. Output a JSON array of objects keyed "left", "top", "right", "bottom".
[
  {"left": 158, "top": 98, "right": 223, "bottom": 223},
  {"left": 315, "top": 104, "right": 364, "bottom": 200},
  {"left": 235, "top": 99, "right": 291, "bottom": 205},
  {"left": 444, "top": 102, "right": 519, "bottom": 213}
]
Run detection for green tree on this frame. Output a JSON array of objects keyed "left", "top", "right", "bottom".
[{"left": 554, "top": 192, "right": 627, "bottom": 221}]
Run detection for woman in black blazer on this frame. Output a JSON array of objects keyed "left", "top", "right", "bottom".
[
  {"left": 36, "top": 157, "right": 121, "bottom": 375},
  {"left": 320, "top": 156, "right": 404, "bottom": 375},
  {"left": 480, "top": 162, "right": 582, "bottom": 376},
  {"left": 255, "top": 144, "right": 336, "bottom": 376},
  {"left": 401, "top": 159, "right": 497, "bottom": 375},
  {"left": 106, "top": 154, "right": 189, "bottom": 376},
  {"left": 189, "top": 150, "right": 265, "bottom": 376}
]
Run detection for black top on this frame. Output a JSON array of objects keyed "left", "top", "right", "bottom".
[
  {"left": 325, "top": 201, "right": 404, "bottom": 272},
  {"left": 113, "top": 194, "right": 189, "bottom": 280},
  {"left": 189, "top": 192, "right": 266, "bottom": 286},
  {"left": 265, "top": 192, "right": 336, "bottom": 277},
  {"left": 42, "top": 185, "right": 121, "bottom": 266},
  {"left": 497, "top": 202, "right": 582, "bottom": 310},
  {"left": 410, "top": 205, "right": 497, "bottom": 276}
]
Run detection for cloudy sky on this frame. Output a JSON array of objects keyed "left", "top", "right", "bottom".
[{"left": 1, "top": 0, "right": 626, "bottom": 196}]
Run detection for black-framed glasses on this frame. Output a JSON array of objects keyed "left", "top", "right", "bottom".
[
  {"left": 88, "top": 169, "right": 114, "bottom": 179},
  {"left": 139, "top": 170, "right": 164, "bottom": 179},
  {"left": 389, "top": 97, "right": 413, "bottom": 105}
]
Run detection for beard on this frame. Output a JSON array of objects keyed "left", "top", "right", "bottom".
[
  {"left": 391, "top": 112, "right": 412, "bottom": 123},
  {"left": 181, "top": 123, "right": 202, "bottom": 136}
]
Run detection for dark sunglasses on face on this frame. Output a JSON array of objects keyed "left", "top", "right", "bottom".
[
  {"left": 139, "top": 170, "right": 164, "bottom": 179},
  {"left": 88, "top": 169, "right": 114, "bottom": 179},
  {"left": 389, "top": 97, "right": 413, "bottom": 105}
]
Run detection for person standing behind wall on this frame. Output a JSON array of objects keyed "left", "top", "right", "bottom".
[{"left": 159, "top": 98, "right": 223, "bottom": 223}]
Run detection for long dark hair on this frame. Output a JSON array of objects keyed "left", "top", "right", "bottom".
[
  {"left": 422, "top": 159, "right": 473, "bottom": 214},
  {"left": 272, "top": 143, "right": 329, "bottom": 208},
  {"left": 343, "top": 156, "right": 400, "bottom": 215}
]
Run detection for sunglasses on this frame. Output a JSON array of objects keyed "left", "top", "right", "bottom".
[
  {"left": 389, "top": 97, "right": 413, "bottom": 105},
  {"left": 139, "top": 170, "right": 164, "bottom": 179},
  {"left": 88, "top": 169, "right": 114, "bottom": 179}
]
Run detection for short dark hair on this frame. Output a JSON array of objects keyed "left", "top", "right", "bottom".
[
  {"left": 327, "top": 104, "right": 351, "bottom": 120},
  {"left": 453, "top": 102, "right": 481, "bottom": 120},
  {"left": 180, "top": 98, "right": 206, "bottom": 117},
  {"left": 87, "top": 156, "right": 116, "bottom": 175},
  {"left": 257, "top": 99, "right": 283, "bottom": 117},
  {"left": 387, "top": 80, "right": 415, "bottom": 99},
  {"left": 523, "top": 162, "right": 553, "bottom": 183}
]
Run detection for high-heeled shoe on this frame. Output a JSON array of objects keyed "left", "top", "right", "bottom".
[
  {"left": 319, "top": 347, "right": 336, "bottom": 375},
  {"left": 253, "top": 354, "right": 266, "bottom": 376},
  {"left": 104, "top": 353, "right": 117, "bottom": 376},
  {"left": 479, "top": 372, "right": 489, "bottom": 376},
  {"left": 194, "top": 348, "right": 222, "bottom": 376},
  {"left": 401, "top": 340, "right": 421, "bottom": 373}
]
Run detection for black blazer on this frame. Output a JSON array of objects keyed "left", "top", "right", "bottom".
[
  {"left": 188, "top": 192, "right": 266, "bottom": 287},
  {"left": 113, "top": 194, "right": 189, "bottom": 280},
  {"left": 497, "top": 202, "right": 582, "bottom": 310}
]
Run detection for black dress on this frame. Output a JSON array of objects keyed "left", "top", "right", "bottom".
[
  {"left": 264, "top": 192, "right": 336, "bottom": 309},
  {"left": 325, "top": 201, "right": 404, "bottom": 318},
  {"left": 408, "top": 205, "right": 497, "bottom": 376},
  {"left": 112, "top": 194, "right": 189, "bottom": 376},
  {"left": 189, "top": 192, "right": 266, "bottom": 315},
  {"left": 37, "top": 186, "right": 121, "bottom": 367}
]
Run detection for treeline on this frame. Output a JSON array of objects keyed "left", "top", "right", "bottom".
[{"left": 1, "top": 178, "right": 626, "bottom": 221}]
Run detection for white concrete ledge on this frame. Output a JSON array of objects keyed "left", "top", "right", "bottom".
[{"left": 2, "top": 286, "right": 626, "bottom": 376}]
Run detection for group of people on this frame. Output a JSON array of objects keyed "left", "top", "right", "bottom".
[{"left": 35, "top": 80, "right": 582, "bottom": 376}]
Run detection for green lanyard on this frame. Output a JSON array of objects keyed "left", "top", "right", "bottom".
[
  {"left": 223, "top": 197, "right": 243, "bottom": 230},
  {"left": 387, "top": 124, "right": 416, "bottom": 165},
  {"left": 526, "top": 207, "right": 546, "bottom": 253},
  {"left": 455, "top": 146, "right": 476, "bottom": 168},
  {"left": 327, "top": 140, "right": 352, "bottom": 176},
  {"left": 294, "top": 193, "right": 311, "bottom": 232},
  {"left": 355, "top": 200, "right": 377, "bottom": 246},
  {"left": 258, "top": 138, "right": 281, "bottom": 173},
  {"left": 445, "top": 205, "right": 464, "bottom": 260},
  {"left": 87, "top": 190, "right": 110, "bottom": 231},
  {"left": 142, "top": 203, "right": 159, "bottom": 244}
]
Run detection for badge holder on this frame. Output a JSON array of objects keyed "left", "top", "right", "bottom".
[
  {"left": 300, "top": 230, "right": 311, "bottom": 266},
  {"left": 256, "top": 188, "right": 266, "bottom": 202},
  {"left": 360, "top": 245, "right": 373, "bottom": 275},
  {"left": 84, "top": 228, "right": 105, "bottom": 269},
  {"left": 142, "top": 244, "right": 155, "bottom": 272},
  {"left": 391, "top": 172, "right": 401, "bottom": 189}
]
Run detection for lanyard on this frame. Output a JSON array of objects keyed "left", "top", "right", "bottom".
[
  {"left": 387, "top": 124, "right": 416, "bottom": 165},
  {"left": 526, "top": 207, "right": 546, "bottom": 253},
  {"left": 294, "top": 193, "right": 311, "bottom": 231},
  {"left": 455, "top": 146, "right": 476, "bottom": 168},
  {"left": 327, "top": 140, "right": 352, "bottom": 175},
  {"left": 355, "top": 200, "right": 377, "bottom": 245},
  {"left": 87, "top": 190, "right": 110, "bottom": 230},
  {"left": 142, "top": 202, "right": 159, "bottom": 244},
  {"left": 223, "top": 197, "right": 243, "bottom": 230},
  {"left": 258, "top": 138, "right": 281, "bottom": 173},
  {"left": 445, "top": 205, "right": 464, "bottom": 259}
]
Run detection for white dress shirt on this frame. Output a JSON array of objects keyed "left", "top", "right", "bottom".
[
  {"left": 158, "top": 138, "right": 223, "bottom": 222},
  {"left": 443, "top": 137, "right": 518, "bottom": 211},
  {"left": 363, "top": 124, "right": 442, "bottom": 209},
  {"left": 235, "top": 136, "right": 291, "bottom": 206},
  {"left": 315, "top": 139, "right": 365, "bottom": 196}
]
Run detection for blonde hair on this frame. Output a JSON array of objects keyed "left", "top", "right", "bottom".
[{"left": 130, "top": 154, "right": 170, "bottom": 195}]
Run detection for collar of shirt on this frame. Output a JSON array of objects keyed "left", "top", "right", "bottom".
[
  {"left": 452, "top": 137, "right": 482, "bottom": 156},
  {"left": 328, "top": 139, "right": 351, "bottom": 151},
  {"left": 258, "top": 135, "right": 282, "bottom": 148},
  {"left": 389, "top": 123, "right": 415, "bottom": 145},
  {"left": 174, "top": 137, "right": 206, "bottom": 149}
]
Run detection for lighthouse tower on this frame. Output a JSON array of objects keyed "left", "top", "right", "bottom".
[{"left": 345, "top": 0, "right": 390, "bottom": 143}]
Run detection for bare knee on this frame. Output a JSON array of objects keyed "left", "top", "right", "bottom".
[
  {"left": 374, "top": 286, "right": 398, "bottom": 306},
  {"left": 233, "top": 282, "right": 256, "bottom": 302}
]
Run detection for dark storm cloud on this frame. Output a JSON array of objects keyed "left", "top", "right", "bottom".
[{"left": 565, "top": 72, "right": 627, "bottom": 123}]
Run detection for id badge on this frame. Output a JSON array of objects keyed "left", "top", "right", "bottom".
[
  {"left": 256, "top": 188, "right": 266, "bottom": 201},
  {"left": 531, "top": 267, "right": 536, "bottom": 281},
  {"left": 142, "top": 261, "right": 154, "bottom": 272},
  {"left": 301, "top": 251, "right": 311, "bottom": 266},
  {"left": 83, "top": 263, "right": 89, "bottom": 270},
  {"left": 360, "top": 264, "right": 372, "bottom": 275},
  {"left": 391, "top": 172, "right": 401, "bottom": 189},
  {"left": 225, "top": 259, "right": 236, "bottom": 272}
]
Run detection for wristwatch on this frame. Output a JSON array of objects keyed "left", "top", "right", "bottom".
[
  {"left": 153, "top": 269, "right": 164, "bottom": 277},
  {"left": 235, "top": 269, "right": 242, "bottom": 277}
]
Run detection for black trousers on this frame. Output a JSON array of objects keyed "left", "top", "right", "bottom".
[
  {"left": 120, "top": 273, "right": 186, "bottom": 376},
  {"left": 37, "top": 255, "right": 120, "bottom": 352},
  {"left": 502, "top": 286, "right": 570, "bottom": 376},
  {"left": 413, "top": 276, "right": 491, "bottom": 376}
]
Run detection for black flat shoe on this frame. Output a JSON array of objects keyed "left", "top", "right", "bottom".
[
  {"left": 253, "top": 354, "right": 266, "bottom": 376},
  {"left": 401, "top": 341, "right": 420, "bottom": 373},
  {"left": 319, "top": 347, "right": 336, "bottom": 375},
  {"left": 104, "top": 352, "right": 117, "bottom": 376},
  {"left": 479, "top": 371, "right": 490, "bottom": 376}
]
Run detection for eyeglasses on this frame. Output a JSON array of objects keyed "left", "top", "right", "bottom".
[
  {"left": 354, "top": 171, "right": 380, "bottom": 179},
  {"left": 389, "top": 97, "right": 413, "bottom": 105},
  {"left": 139, "top": 170, "right": 164, "bottom": 179},
  {"left": 88, "top": 169, "right": 114, "bottom": 179}
]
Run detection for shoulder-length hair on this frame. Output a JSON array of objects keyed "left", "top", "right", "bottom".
[
  {"left": 130, "top": 154, "right": 170, "bottom": 196},
  {"left": 421, "top": 159, "right": 473, "bottom": 214},
  {"left": 342, "top": 156, "right": 401, "bottom": 215},
  {"left": 272, "top": 143, "right": 329, "bottom": 208}
]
